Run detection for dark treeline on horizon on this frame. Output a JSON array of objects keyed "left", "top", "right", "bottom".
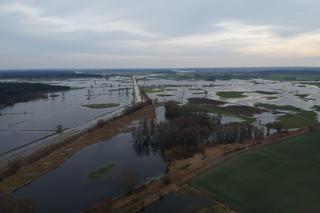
[{"left": 0, "top": 82, "right": 70, "bottom": 108}]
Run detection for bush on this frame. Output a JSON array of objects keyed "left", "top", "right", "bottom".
[
  {"left": 161, "top": 176, "right": 172, "bottom": 185},
  {"left": 96, "top": 119, "right": 104, "bottom": 128},
  {"left": 164, "top": 101, "right": 180, "bottom": 119},
  {"left": 308, "top": 125, "right": 315, "bottom": 132}
]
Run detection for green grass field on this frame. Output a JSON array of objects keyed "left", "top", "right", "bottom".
[
  {"left": 82, "top": 103, "right": 120, "bottom": 109},
  {"left": 278, "top": 111, "right": 318, "bottom": 129},
  {"left": 88, "top": 163, "right": 114, "bottom": 180},
  {"left": 255, "top": 103, "right": 318, "bottom": 129},
  {"left": 142, "top": 86, "right": 164, "bottom": 93},
  {"left": 216, "top": 91, "right": 247, "bottom": 99},
  {"left": 183, "top": 102, "right": 257, "bottom": 124},
  {"left": 192, "top": 131, "right": 320, "bottom": 213}
]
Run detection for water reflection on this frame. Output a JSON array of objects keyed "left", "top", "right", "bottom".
[
  {"left": 5, "top": 118, "right": 166, "bottom": 213},
  {"left": 0, "top": 77, "right": 133, "bottom": 154}
]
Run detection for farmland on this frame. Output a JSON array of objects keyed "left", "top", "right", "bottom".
[{"left": 192, "top": 131, "right": 320, "bottom": 213}]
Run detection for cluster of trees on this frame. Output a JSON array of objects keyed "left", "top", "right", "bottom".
[
  {"left": 132, "top": 101, "right": 264, "bottom": 160},
  {"left": 265, "top": 121, "right": 285, "bottom": 135},
  {"left": 0, "top": 82, "right": 70, "bottom": 107}
]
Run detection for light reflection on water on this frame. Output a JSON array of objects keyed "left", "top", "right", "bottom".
[
  {"left": 0, "top": 77, "right": 133, "bottom": 154},
  {"left": 11, "top": 131, "right": 166, "bottom": 213}
]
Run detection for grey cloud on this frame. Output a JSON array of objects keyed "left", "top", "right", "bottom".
[{"left": 0, "top": 0, "right": 320, "bottom": 68}]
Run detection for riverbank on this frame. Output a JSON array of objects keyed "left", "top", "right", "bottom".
[
  {"left": 0, "top": 104, "right": 155, "bottom": 196},
  {"left": 82, "top": 127, "right": 310, "bottom": 213}
]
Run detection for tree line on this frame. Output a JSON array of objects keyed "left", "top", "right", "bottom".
[{"left": 132, "top": 101, "right": 264, "bottom": 160}]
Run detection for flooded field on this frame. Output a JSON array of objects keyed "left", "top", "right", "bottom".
[
  {"left": 141, "top": 76, "right": 320, "bottom": 110},
  {"left": 0, "top": 104, "right": 166, "bottom": 213},
  {"left": 1, "top": 71, "right": 320, "bottom": 213},
  {"left": 139, "top": 75, "right": 320, "bottom": 127},
  {"left": 2, "top": 74, "right": 320, "bottom": 155},
  {"left": 0, "top": 77, "right": 133, "bottom": 154},
  {"left": 8, "top": 126, "right": 166, "bottom": 212}
]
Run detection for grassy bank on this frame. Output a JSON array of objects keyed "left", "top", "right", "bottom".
[
  {"left": 255, "top": 103, "right": 318, "bottom": 128},
  {"left": 192, "top": 131, "right": 320, "bottom": 213},
  {"left": 184, "top": 99, "right": 264, "bottom": 124},
  {"left": 254, "top": 91, "right": 280, "bottom": 95},
  {"left": 216, "top": 91, "right": 247, "bottom": 99},
  {"left": 142, "top": 86, "right": 164, "bottom": 94},
  {"left": 88, "top": 163, "right": 115, "bottom": 180},
  {"left": 82, "top": 103, "right": 120, "bottom": 109}
]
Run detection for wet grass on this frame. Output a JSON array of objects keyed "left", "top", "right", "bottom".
[
  {"left": 192, "top": 131, "right": 320, "bottom": 213},
  {"left": 263, "top": 74, "right": 320, "bottom": 81},
  {"left": 255, "top": 103, "right": 302, "bottom": 112},
  {"left": 278, "top": 111, "right": 318, "bottom": 129},
  {"left": 254, "top": 91, "right": 280, "bottom": 95},
  {"left": 142, "top": 87, "right": 164, "bottom": 93},
  {"left": 157, "top": 94, "right": 174, "bottom": 97},
  {"left": 265, "top": 96, "right": 278, "bottom": 100},
  {"left": 255, "top": 103, "right": 318, "bottom": 128},
  {"left": 301, "top": 82, "right": 320, "bottom": 88},
  {"left": 295, "top": 94, "right": 309, "bottom": 100},
  {"left": 183, "top": 102, "right": 260, "bottom": 124},
  {"left": 88, "top": 163, "right": 115, "bottom": 180},
  {"left": 216, "top": 91, "right": 247, "bottom": 99},
  {"left": 312, "top": 105, "right": 320, "bottom": 111},
  {"left": 188, "top": 98, "right": 226, "bottom": 106},
  {"left": 82, "top": 103, "right": 120, "bottom": 109}
]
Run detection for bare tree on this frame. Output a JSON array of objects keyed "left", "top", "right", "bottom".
[{"left": 56, "top": 125, "right": 63, "bottom": 134}]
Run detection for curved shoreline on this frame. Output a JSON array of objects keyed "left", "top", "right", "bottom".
[
  {"left": 82, "top": 128, "right": 310, "bottom": 213},
  {"left": 0, "top": 104, "right": 154, "bottom": 197}
]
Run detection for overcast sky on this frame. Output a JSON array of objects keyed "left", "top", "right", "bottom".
[{"left": 0, "top": 0, "right": 320, "bottom": 69}]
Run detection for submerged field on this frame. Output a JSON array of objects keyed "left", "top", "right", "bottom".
[{"left": 192, "top": 131, "right": 320, "bottom": 213}]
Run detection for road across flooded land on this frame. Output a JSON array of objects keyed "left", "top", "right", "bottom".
[{"left": 0, "top": 77, "right": 134, "bottom": 155}]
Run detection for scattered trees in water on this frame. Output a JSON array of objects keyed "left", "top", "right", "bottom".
[
  {"left": 132, "top": 101, "right": 264, "bottom": 160},
  {"left": 56, "top": 125, "right": 63, "bottom": 133},
  {"left": 265, "top": 121, "right": 285, "bottom": 135}
]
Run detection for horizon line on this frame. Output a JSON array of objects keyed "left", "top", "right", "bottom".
[{"left": 1, "top": 65, "right": 320, "bottom": 71}]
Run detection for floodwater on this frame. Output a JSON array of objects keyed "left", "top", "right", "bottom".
[
  {"left": 0, "top": 77, "right": 133, "bottom": 154},
  {"left": 141, "top": 77, "right": 320, "bottom": 110},
  {"left": 2, "top": 75, "right": 320, "bottom": 153},
  {"left": 1, "top": 74, "right": 320, "bottom": 212},
  {"left": 139, "top": 76, "right": 320, "bottom": 124},
  {"left": 9, "top": 131, "right": 166, "bottom": 212},
  {"left": 2, "top": 104, "right": 167, "bottom": 213}
]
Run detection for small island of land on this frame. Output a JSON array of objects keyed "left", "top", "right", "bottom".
[
  {"left": 82, "top": 103, "right": 120, "bottom": 109},
  {"left": 216, "top": 91, "right": 247, "bottom": 99}
]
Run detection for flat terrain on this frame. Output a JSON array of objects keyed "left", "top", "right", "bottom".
[
  {"left": 216, "top": 91, "right": 247, "bottom": 99},
  {"left": 82, "top": 103, "right": 120, "bottom": 109},
  {"left": 184, "top": 100, "right": 264, "bottom": 124},
  {"left": 255, "top": 103, "right": 319, "bottom": 128},
  {"left": 192, "top": 131, "right": 320, "bottom": 213}
]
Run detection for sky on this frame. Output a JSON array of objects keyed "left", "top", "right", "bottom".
[{"left": 0, "top": 0, "right": 320, "bottom": 69}]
